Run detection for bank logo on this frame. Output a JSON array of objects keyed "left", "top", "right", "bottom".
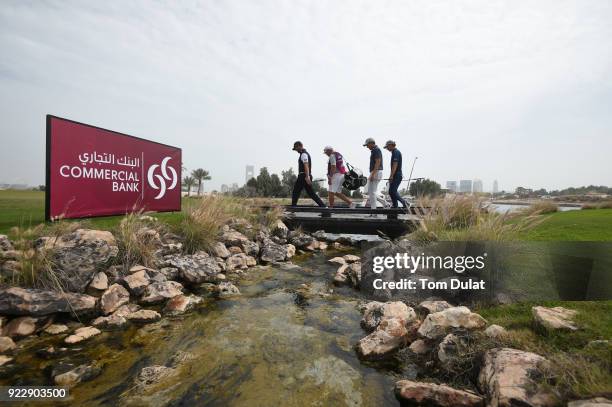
[{"left": 147, "top": 157, "right": 178, "bottom": 199}]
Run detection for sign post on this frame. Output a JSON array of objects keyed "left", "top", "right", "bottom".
[{"left": 45, "top": 115, "right": 181, "bottom": 220}]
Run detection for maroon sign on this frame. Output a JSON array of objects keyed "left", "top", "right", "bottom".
[{"left": 46, "top": 115, "right": 181, "bottom": 220}]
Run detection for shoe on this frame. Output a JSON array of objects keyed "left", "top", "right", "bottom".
[{"left": 349, "top": 202, "right": 356, "bottom": 209}]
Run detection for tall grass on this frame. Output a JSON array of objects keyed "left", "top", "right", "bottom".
[
  {"left": 177, "top": 195, "right": 281, "bottom": 254},
  {"left": 408, "top": 196, "right": 542, "bottom": 242},
  {"left": 114, "top": 211, "right": 165, "bottom": 270},
  {"left": 3, "top": 220, "right": 83, "bottom": 289}
]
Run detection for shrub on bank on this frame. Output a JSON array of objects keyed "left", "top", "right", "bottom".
[{"left": 408, "top": 196, "right": 541, "bottom": 243}]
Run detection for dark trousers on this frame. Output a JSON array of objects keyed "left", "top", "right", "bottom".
[
  {"left": 389, "top": 176, "right": 407, "bottom": 208},
  {"left": 292, "top": 174, "right": 325, "bottom": 207}
]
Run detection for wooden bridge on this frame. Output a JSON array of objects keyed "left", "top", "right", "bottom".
[{"left": 279, "top": 205, "right": 426, "bottom": 238}]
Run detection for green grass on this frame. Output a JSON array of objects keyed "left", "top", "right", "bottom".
[
  {"left": 477, "top": 301, "right": 612, "bottom": 398},
  {"left": 0, "top": 190, "right": 45, "bottom": 233},
  {"left": 522, "top": 209, "right": 612, "bottom": 241},
  {"left": 0, "top": 190, "right": 190, "bottom": 234}
]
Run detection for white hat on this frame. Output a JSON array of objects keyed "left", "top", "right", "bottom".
[{"left": 323, "top": 145, "right": 333, "bottom": 152}]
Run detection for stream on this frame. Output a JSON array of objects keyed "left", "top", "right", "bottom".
[{"left": 2, "top": 250, "right": 411, "bottom": 406}]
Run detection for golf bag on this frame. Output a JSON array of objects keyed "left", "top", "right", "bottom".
[{"left": 342, "top": 162, "right": 368, "bottom": 191}]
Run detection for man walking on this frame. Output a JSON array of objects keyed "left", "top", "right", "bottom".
[
  {"left": 384, "top": 140, "right": 408, "bottom": 208},
  {"left": 323, "top": 146, "right": 354, "bottom": 208},
  {"left": 291, "top": 141, "right": 326, "bottom": 207},
  {"left": 363, "top": 137, "right": 383, "bottom": 209}
]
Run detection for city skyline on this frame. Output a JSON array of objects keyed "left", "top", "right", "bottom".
[{"left": 1, "top": 2, "right": 611, "bottom": 191}]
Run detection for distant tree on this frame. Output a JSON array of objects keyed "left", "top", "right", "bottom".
[
  {"left": 256, "top": 167, "right": 273, "bottom": 196},
  {"left": 270, "top": 174, "right": 283, "bottom": 197},
  {"left": 281, "top": 168, "right": 297, "bottom": 197},
  {"left": 191, "top": 169, "right": 211, "bottom": 195},
  {"left": 38, "top": 185, "right": 45, "bottom": 191},
  {"left": 246, "top": 177, "right": 258, "bottom": 190},
  {"left": 183, "top": 176, "right": 196, "bottom": 196},
  {"left": 409, "top": 178, "right": 442, "bottom": 197}
]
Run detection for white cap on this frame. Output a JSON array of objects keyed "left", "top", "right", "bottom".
[{"left": 323, "top": 145, "right": 333, "bottom": 152}]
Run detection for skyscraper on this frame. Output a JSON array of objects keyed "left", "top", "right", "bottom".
[
  {"left": 245, "top": 165, "right": 255, "bottom": 185},
  {"left": 473, "top": 179, "right": 483, "bottom": 193},
  {"left": 459, "top": 180, "right": 473, "bottom": 194},
  {"left": 492, "top": 180, "right": 499, "bottom": 194},
  {"left": 446, "top": 181, "right": 457, "bottom": 192}
]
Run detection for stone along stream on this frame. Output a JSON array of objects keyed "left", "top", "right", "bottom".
[{"left": 3, "top": 251, "right": 408, "bottom": 406}]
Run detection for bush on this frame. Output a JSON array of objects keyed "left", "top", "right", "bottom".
[
  {"left": 597, "top": 201, "right": 612, "bottom": 209},
  {"left": 408, "top": 196, "right": 541, "bottom": 243},
  {"left": 114, "top": 211, "right": 165, "bottom": 270}
]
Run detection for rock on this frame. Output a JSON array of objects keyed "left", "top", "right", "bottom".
[
  {"left": 44, "top": 324, "right": 69, "bottom": 335},
  {"left": 164, "top": 252, "right": 221, "bottom": 284},
  {"left": 260, "top": 241, "right": 288, "bottom": 263},
  {"left": 0, "top": 235, "right": 13, "bottom": 251},
  {"left": 136, "top": 365, "right": 177, "bottom": 388},
  {"left": 361, "top": 301, "right": 418, "bottom": 332},
  {"left": 0, "top": 355, "right": 13, "bottom": 366},
  {"left": 211, "top": 242, "right": 230, "bottom": 259},
  {"left": 91, "top": 314, "right": 127, "bottom": 329},
  {"left": 409, "top": 339, "right": 430, "bottom": 355},
  {"left": 532, "top": 306, "right": 578, "bottom": 331},
  {"left": 437, "top": 333, "right": 465, "bottom": 367},
  {"left": 484, "top": 324, "right": 507, "bottom": 339},
  {"left": 163, "top": 295, "right": 201, "bottom": 315},
  {"left": 54, "top": 364, "right": 101, "bottom": 388},
  {"left": 225, "top": 253, "right": 250, "bottom": 271},
  {"left": 3, "top": 316, "right": 37, "bottom": 338},
  {"left": 65, "top": 326, "right": 101, "bottom": 344},
  {"left": 216, "top": 282, "right": 240, "bottom": 297},
  {"left": 125, "top": 310, "right": 161, "bottom": 323},
  {"left": 228, "top": 246, "right": 243, "bottom": 255},
  {"left": 140, "top": 281, "right": 183, "bottom": 304},
  {"left": 159, "top": 267, "right": 179, "bottom": 281},
  {"left": 418, "top": 306, "right": 487, "bottom": 340},
  {"left": 40, "top": 229, "right": 118, "bottom": 292},
  {"left": 0, "top": 287, "right": 97, "bottom": 316},
  {"left": 289, "top": 234, "right": 315, "bottom": 250},
  {"left": 348, "top": 262, "right": 361, "bottom": 287},
  {"left": 0, "top": 336, "right": 16, "bottom": 352},
  {"left": 395, "top": 380, "right": 484, "bottom": 407},
  {"left": 334, "top": 264, "right": 350, "bottom": 285},
  {"left": 240, "top": 241, "right": 260, "bottom": 257},
  {"left": 328, "top": 256, "right": 346, "bottom": 265},
  {"left": 356, "top": 317, "right": 409, "bottom": 359},
  {"left": 272, "top": 220, "right": 289, "bottom": 239},
  {"left": 112, "top": 303, "right": 140, "bottom": 318},
  {"left": 220, "top": 230, "right": 250, "bottom": 247},
  {"left": 343, "top": 254, "right": 360, "bottom": 263},
  {"left": 0, "top": 316, "right": 6, "bottom": 330},
  {"left": 418, "top": 300, "right": 452, "bottom": 315},
  {"left": 478, "top": 348, "right": 555, "bottom": 407},
  {"left": 121, "top": 270, "right": 151, "bottom": 296},
  {"left": 318, "top": 241, "right": 328, "bottom": 250},
  {"left": 285, "top": 244, "right": 296, "bottom": 259},
  {"left": 87, "top": 271, "right": 108, "bottom": 293},
  {"left": 100, "top": 284, "right": 130, "bottom": 315},
  {"left": 568, "top": 398, "right": 612, "bottom": 407}
]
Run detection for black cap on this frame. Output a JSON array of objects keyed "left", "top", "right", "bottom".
[{"left": 292, "top": 141, "right": 303, "bottom": 151}]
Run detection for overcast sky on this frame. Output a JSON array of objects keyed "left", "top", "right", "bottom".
[{"left": 1, "top": 0, "right": 611, "bottom": 192}]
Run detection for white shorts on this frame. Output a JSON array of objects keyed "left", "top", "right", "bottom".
[{"left": 328, "top": 173, "right": 345, "bottom": 193}]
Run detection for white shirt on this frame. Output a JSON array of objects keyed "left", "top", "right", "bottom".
[{"left": 300, "top": 152, "right": 309, "bottom": 163}]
